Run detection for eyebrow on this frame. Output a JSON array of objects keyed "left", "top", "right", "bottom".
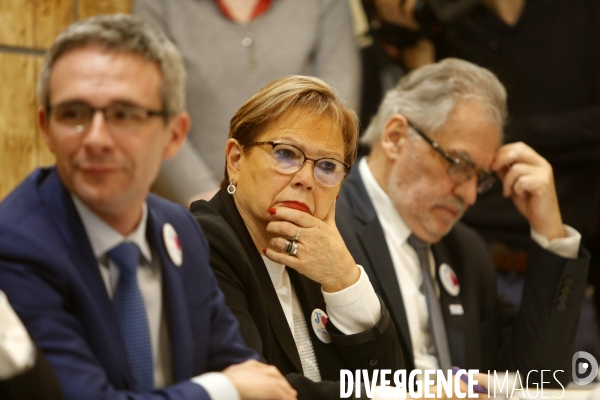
[
  {"left": 452, "top": 149, "right": 492, "bottom": 173},
  {"left": 274, "top": 137, "right": 345, "bottom": 160}
]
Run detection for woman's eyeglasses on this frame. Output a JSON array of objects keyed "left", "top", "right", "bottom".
[
  {"left": 407, "top": 121, "right": 496, "bottom": 194},
  {"left": 244, "top": 141, "right": 350, "bottom": 187}
]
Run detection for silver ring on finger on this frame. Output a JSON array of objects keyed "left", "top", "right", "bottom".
[
  {"left": 284, "top": 240, "right": 294, "bottom": 255},
  {"left": 290, "top": 241, "right": 298, "bottom": 256},
  {"left": 291, "top": 227, "right": 302, "bottom": 242}
]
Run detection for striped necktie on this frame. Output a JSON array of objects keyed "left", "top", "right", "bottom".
[{"left": 407, "top": 234, "right": 452, "bottom": 371}]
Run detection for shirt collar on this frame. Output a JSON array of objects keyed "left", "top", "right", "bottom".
[
  {"left": 71, "top": 194, "right": 152, "bottom": 262},
  {"left": 358, "top": 157, "right": 413, "bottom": 245}
]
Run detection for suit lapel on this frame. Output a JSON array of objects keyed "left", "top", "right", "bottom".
[
  {"left": 432, "top": 243, "right": 466, "bottom": 368},
  {"left": 145, "top": 202, "right": 193, "bottom": 382},
  {"left": 38, "top": 169, "right": 132, "bottom": 388},
  {"left": 216, "top": 190, "right": 303, "bottom": 373},
  {"left": 342, "top": 167, "right": 415, "bottom": 364}
]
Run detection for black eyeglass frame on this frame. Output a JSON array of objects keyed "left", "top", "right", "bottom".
[
  {"left": 244, "top": 141, "right": 351, "bottom": 186},
  {"left": 406, "top": 120, "right": 496, "bottom": 194}
]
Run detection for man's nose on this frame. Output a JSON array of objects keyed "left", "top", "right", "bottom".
[
  {"left": 81, "top": 111, "right": 115, "bottom": 151},
  {"left": 453, "top": 175, "right": 478, "bottom": 207}
]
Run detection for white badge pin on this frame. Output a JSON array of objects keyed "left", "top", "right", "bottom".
[
  {"left": 449, "top": 304, "right": 464, "bottom": 315},
  {"left": 439, "top": 263, "right": 460, "bottom": 296},
  {"left": 311, "top": 308, "right": 331, "bottom": 344},
  {"left": 162, "top": 223, "right": 182, "bottom": 267}
]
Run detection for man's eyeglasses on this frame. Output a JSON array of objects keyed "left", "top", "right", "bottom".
[
  {"left": 407, "top": 121, "right": 496, "bottom": 194},
  {"left": 48, "top": 102, "right": 168, "bottom": 133},
  {"left": 244, "top": 141, "right": 350, "bottom": 187}
]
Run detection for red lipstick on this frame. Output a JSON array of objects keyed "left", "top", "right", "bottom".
[{"left": 281, "top": 201, "right": 311, "bottom": 214}]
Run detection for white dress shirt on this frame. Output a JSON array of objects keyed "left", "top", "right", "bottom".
[
  {"left": 261, "top": 255, "right": 381, "bottom": 379},
  {"left": 358, "top": 158, "right": 582, "bottom": 372},
  {"left": 0, "top": 290, "right": 36, "bottom": 380},
  {"left": 72, "top": 195, "right": 238, "bottom": 400}
]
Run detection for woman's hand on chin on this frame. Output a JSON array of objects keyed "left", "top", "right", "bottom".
[{"left": 263, "top": 200, "right": 360, "bottom": 292}]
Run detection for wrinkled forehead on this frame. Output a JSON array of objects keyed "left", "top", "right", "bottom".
[{"left": 431, "top": 102, "right": 502, "bottom": 168}]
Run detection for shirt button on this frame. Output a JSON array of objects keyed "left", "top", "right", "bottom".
[
  {"left": 241, "top": 37, "right": 253, "bottom": 47},
  {"left": 489, "top": 41, "right": 499, "bottom": 51}
]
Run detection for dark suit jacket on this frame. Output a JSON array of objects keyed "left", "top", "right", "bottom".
[
  {"left": 336, "top": 164, "right": 590, "bottom": 385},
  {"left": 0, "top": 168, "right": 258, "bottom": 400},
  {"left": 191, "top": 188, "right": 405, "bottom": 400},
  {"left": 0, "top": 347, "right": 63, "bottom": 400}
]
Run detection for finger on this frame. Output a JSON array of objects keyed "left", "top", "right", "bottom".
[
  {"left": 273, "top": 385, "right": 297, "bottom": 400},
  {"left": 269, "top": 206, "right": 316, "bottom": 228},
  {"left": 512, "top": 175, "right": 545, "bottom": 199},
  {"left": 264, "top": 241, "right": 302, "bottom": 268},
  {"left": 500, "top": 163, "right": 538, "bottom": 197},
  {"left": 492, "top": 142, "right": 547, "bottom": 171},
  {"left": 323, "top": 195, "right": 337, "bottom": 225},
  {"left": 472, "top": 373, "right": 490, "bottom": 389},
  {"left": 266, "top": 221, "right": 301, "bottom": 240}
]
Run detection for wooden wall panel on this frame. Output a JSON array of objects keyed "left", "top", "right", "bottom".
[
  {"left": 35, "top": 56, "right": 56, "bottom": 167},
  {"left": 0, "top": 53, "right": 38, "bottom": 199},
  {"left": 0, "top": 0, "right": 134, "bottom": 201},
  {"left": 0, "top": 0, "right": 35, "bottom": 47},
  {"left": 35, "top": 0, "right": 74, "bottom": 48},
  {"left": 78, "top": 0, "right": 132, "bottom": 19}
]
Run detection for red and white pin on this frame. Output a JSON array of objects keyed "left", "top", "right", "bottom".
[
  {"left": 311, "top": 308, "right": 331, "bottom": 343},
  {"left": 439, "top": 263, "right": 460, "bottom": 296},
  {"left": 162, "top": 223, "right": 182, "bottom": 266}
]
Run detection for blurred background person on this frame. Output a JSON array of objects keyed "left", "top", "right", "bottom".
[
  {"left": 135, "top": 0, "right": 361, "bottom": 206},
  {"left": 191, "top": 75, "right": 405, "bottom": 399},
  {"left": 359, "top": 0, "right": 600, "bottom": 359}
]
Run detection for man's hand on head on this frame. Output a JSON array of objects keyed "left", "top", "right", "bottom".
[
  {"left": 222, "top": 359, "right": 297, "bottom": 400},
  {"left": 492, "top": 142, "right": 565, "bottom": 241}
]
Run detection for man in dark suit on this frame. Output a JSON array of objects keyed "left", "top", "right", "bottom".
[
  {"left": 336, "top": 58, "right": 590, "bottom": 386},
  {"left": 0, "top": 14, "right": 295, "bottom": 400}
]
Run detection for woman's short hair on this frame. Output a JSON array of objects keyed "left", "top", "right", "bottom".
[
  {"left": 361, "top": 58, "right": 507, "bottom": 148},
  {"left": 223, "top": 75, "right": 359, "bottom": 187},
  {"left": 38, "top": 13, "right": 186, "bottom": 118}
]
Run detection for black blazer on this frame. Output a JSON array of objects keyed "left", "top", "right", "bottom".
[
  {"left": 191, "top": 188, "right": 405, "bottom": 400},
  {"left": 336, "top": 164, "right": 590, "bottom": 385},
  {"left": 0, "top": 347, "right": 63, "bottom": 400}
]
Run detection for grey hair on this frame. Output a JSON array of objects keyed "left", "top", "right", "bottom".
[
  {"left": 37, "top": 13, "right": 186, "bottom": 117},
  {"left": 361, "top": 58, "right": 507, "bottom": 147}
]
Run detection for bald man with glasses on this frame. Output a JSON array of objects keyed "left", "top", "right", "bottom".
[{"left": 336, "top": 59, "right": 590, "bottom": 386}]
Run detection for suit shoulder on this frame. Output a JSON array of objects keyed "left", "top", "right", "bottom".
[
  {"left": 190, "top": 200, "right": 239, "bottom": 254},
  {"left": 446, "top": 221, "right": 488, "bottom": 249},
  {"left": 147, "top": 194, "right": 202, "bottom": 232},
  {"left": 0, "top": 169, "right": 49, "bottom": 227}
]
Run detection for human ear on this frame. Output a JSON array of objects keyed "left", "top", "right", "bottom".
[
  {"left": 38, "top": 107, "right": 56, "bottom": 154},
  {"left": 224, "top": 138, "right": 243, "bottom": 181},
  {"left": 380, "top": 114, "right": 410, "bottom": 161},
  {"left": 162, "top": 112, "right": 191, "bottom": 159}
]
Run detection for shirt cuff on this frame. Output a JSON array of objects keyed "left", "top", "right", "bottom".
[
  {"left": 322, "top": 265, "right": 382, "bottom": 335},
  {"left": 530, "top": 225, "right": 581, "bottom": 259},
  {"left": 191, "top": 372, "right": 240, "bottom": 400},
  {"left": 0, "top": 291, "right": 36, "bottom": 380}
]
